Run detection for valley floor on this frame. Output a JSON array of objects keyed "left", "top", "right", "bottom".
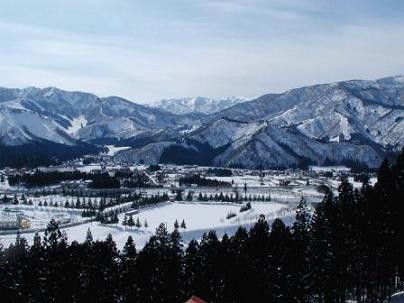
[{"left": 0, "top": 201, "right": 290, "bottom": 249}]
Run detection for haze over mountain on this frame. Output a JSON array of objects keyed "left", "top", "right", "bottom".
[{"left": 0, "top": 75, "right": 403, "bottom": 168}]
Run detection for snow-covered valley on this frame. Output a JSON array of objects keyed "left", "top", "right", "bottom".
[{"left": 0, "top": 201, "right": 290, "bottom": 249}]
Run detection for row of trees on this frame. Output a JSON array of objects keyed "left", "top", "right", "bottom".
[
  {"left": 8, "top": 170, "right": 153, "bottom": 189},
  {"left": 122, "top": 215, "right": 145, "bottom": 228},
  {"left": 196, "top": 191, "right": 271, "bottom": 202},
  {"left": 1, "top": 192, "right": 171, "bottom": 213},
  {"left": 0, "top": 150, "right": 402, "bottom": 302},
  {"left": 175, "top": 190, "right": 271, "bottom": 203},
  {"left": 179, "top": 174, "right": 232, "bottom": 187},
  {"left": 93, "top": 193, "right": 173, "bottom": 223}
]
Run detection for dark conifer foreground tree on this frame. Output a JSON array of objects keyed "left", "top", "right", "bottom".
[
  {"left": 291, "top": 197, "right": 311, "bottom": 302},
  {"left": 0, "top": 149, "right": 404, "bottom": 302}
]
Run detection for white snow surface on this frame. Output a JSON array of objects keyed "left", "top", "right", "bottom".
[
  {"left": 66, "top": 115, "right": 87, "bottom": 135},
  {"left": 1, "top": 76, "right": 403, "bottom": 170},
  {"left": 105, "top": 145, "right": 131, "bottom": 156},
  {"left": 0, "top": 201, "right": 290, "bottom": 249},
  {"left": 154, "top": 96, "right": 248, "bottom": 115},
  {"left": 0, "top": 107, "right": 74, "bottom": 145}
]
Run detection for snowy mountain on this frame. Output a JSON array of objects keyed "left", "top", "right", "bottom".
[
  {"left": 0, "top": 87, "right": 198, "bottom": 143},
  {"left": 0, "top": 87, "right": 197, "bottom": 167},
  {"left": 1, "top": 76, "right": 403, "bottom": 168},
  {"left": 116, "top": 76, "right": 404, "bottom": 169},
  {"left": 153, "top": 96, "right": 248, "bottom": 115}
]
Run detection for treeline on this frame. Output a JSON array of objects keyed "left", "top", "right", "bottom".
[
  {"left": 0, "top": 150, "right": 403, "bottom": 302},
  {"left": 207, "top": 168, "right": 233, "bottom": 176},
  {"left": 94, "top": 193, "right": 170, "bottom": 223},
  {"left": 8, "top": 170, "right": 90, "bottom": 187},
  {"left": 8, "top": 170, "right": 117, "bottom": 188},
  {"left": 8, "top": 170, "right": 152, "bottom": 188},
  {"left": 0, "top": 141, "right": 102, "bottom": 169},
  {"left": 195, "top": 191, "right": 271, "bottom": 203},
  {"left": 1, "top": 191, "right": 170, "bottom": 215},
  {"left": 179, "top": 174, "right": 231, "bottom": 187}
]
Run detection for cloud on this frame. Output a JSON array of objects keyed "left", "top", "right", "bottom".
[{"left": 0, "top": 1, "right": 403, "bottom": 102}]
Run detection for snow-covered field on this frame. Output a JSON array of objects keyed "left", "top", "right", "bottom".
[
  {"left": 0, "top": 164, "right": 378, "bottom": 250},
  {"left": 0, "top": 201, "right": 291, "bottom": 250}
]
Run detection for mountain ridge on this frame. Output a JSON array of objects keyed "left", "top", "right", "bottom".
[
  {"left": 1, "top": 75, "right": 403, "bottom": 168},
  {"left": 152, "top": 96, "right": 248, "bottom": 115},
  {"left": 117, "top": 75, "right": 404, "bottom": 169}
]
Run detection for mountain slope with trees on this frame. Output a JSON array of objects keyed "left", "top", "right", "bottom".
[
  {"left": 0, "top": 75, "right": 403, "bottom": 168},
  {"left": 117, "top": 76, "right": 404, "bottom": 169}
]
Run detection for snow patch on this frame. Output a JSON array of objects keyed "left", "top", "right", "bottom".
[
  {"left": 66, "top": 115, "right": 87, "bottom": 135},
  {"left": 105, "top": 145, "right": 131, "bottom": 156}
]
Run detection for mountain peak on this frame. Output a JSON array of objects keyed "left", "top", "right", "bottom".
[
  {"left": 1, "top": 75, "right": 403, "bottom": 169},
  {"left": 154, "top": 96, "right": 248, "bottom": 115}
]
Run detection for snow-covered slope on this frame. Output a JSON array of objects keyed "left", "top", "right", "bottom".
[
  {"left": 0, "top": 106, "right": 75, "bottom": 146},
  {"left": 1, "top": 75, "right": 403, "bottom": 169},
  {"left": 0, "top": 87, "right": 197, "bottom": 145},
  {"left": 117, "top": 76, "right": 404, "bottom": 169},
  {"left": 207, "top": 76, "right": 404, "bottom": 151},
  {"left": 0, "top": 87, "right": 197, "bottom": 167},
  {"left": 154, "top": 96, "right": 248, "bottom": 115}
]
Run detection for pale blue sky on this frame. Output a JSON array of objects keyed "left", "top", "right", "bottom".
[{"left": 0, "top": 0, "right": 403, "bottom": 103}]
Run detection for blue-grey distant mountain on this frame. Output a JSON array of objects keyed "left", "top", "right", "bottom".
[{"left": 1, "top": 75, "right": 403, "bottom": 168}]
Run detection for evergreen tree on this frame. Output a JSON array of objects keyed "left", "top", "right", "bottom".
[
  {"left": 85, "top": 228, "right": 93, "bottom": 245},
  {"left": 291, "top": 197, "right": 311, "bottom": 302},
  {"left": 112, "top": 213, "right": 119, "bottom": 224},
  {"left": 245, "top": 214, "right": 271, "bottom": 301},
  {"left": 268, "top": 218, "right": 295, "bottom": 302},
  {"left": 123, "top": 236, "right": 137, "bottom": 259},
  {"left": 166, "top": 227, "right": 185, "bottom": 302},
  {"left": 196, "top": 231, "right": 222, "bottom": 302},
  {"left": 310, "top": 193, "right": 339, "bottom": 302},
  {"left": 175, "top": 190, "right": 183, "bottom": 201},
  {"left": 43, "top": 219, "right": 65, "bottom": 250},
  {"left": 127, "top": 215, "right": 134, "bottom": 227},
  {"left": 393, "top": 149, "right": 404, "bottom": 283},
  {"left": 184, "top": 239, "right": 200, "bottom": 296}
]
